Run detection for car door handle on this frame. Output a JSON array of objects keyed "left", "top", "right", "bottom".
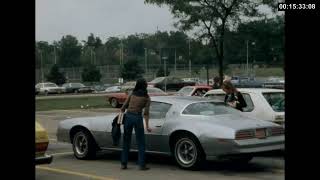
[{"left": 155, "top": 125, "right": 162, "bottom": 128}]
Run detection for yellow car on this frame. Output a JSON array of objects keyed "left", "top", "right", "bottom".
[{"left": 36, "top": 122, "right": 53, "bottom": 165}]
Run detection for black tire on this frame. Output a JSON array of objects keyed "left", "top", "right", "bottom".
[
  {"left": 74, "top": 89, "right": 79, "bottom": 94},
  {"left": 44, "top": 91, "right": 48, "bottom": 96},
  {"left": 173, "top": 134, "right": 205, "bottom": 170},
  {"left": 110, "top": 98, "right": 119, "bottom": 108},
  {"left": 72, "top": 131, "right": 96, "bottom": 160}
]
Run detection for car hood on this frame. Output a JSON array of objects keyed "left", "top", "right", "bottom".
[{"left": 198, "top": 114, "right": 277, "bottom": 130}]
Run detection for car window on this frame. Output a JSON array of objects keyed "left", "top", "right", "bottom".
[
  {"left": 150, "top": 77, "right": 165, "bottom": 83},
  {"left": 178, "top": 87, "right": 194, "bottom": 96},
  {"left": 72, "top": 83, "right": 84, "bottom": 88},
  {"left": 62, "top": 84, "right": 69, "bottom": 87},
  {"left": 262, "top": 92, "right": 285, "bottom": 112},
  {"left": 148, "top": 88, "right": 165, "bottom": 94},
  {"left": 36, "top": 84, "right": 41, "bottom": 88},
  {"left": 193, "top": 88, "right": 209, "bottom": 96},
  {"left": 182, "top": 102, "right": 240, "bottom": 116},
  {"left": 44, "top": 83, "right": 57, "bottom": 87},
  {"left": 149, "top": 102, "right": 172, "bottom": 119},
  {"left": 242, "top": 94, "right": 254, "bottom": 112}
]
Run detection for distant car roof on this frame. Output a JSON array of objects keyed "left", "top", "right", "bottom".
[
  {"left": 206, "top": 88, "right": 284, "bottom": 94},
  {"left": 183, "top": 85, "right": 212, "bottom": 88}
]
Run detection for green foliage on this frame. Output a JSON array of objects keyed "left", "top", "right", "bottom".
[
  {"left": 46, "top": 64, "right": 66, "bottom": 85},
  {"left": 58, "top": 35, "right": 82, "bottom": 67},
  {"left": 81, "top": 64, "right": 102, "bottom": 83},
  {"left": 120, "top": 59, "right": 145, "bottom": 80}
]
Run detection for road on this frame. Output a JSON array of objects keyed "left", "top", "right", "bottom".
[{"left": 36, "top": 109, "right": 284, "bottom": 180}]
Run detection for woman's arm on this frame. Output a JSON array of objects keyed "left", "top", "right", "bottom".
[
  {"left": 235, "top": 92, "right": 247, "bottom": 110},
  {"left": 144, "top": 97, "right": 152, "bottom": 132},
  {"left": 120, "top": 94, "right": 131, "bottom": 112}
]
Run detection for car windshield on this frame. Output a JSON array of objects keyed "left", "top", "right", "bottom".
[
  {"left": 262, "top": 92, "right": 285, "bottom": 112},
  {"left": 44, "top": 83, "right": 57, "bottom": 87},
  {"left": 177, "top": 87, "right": 194, "bottom": 96},
  {"left": 150, "top": 77, "right": 165, "bottom": 83},
  {"left": 182, "top": 102, "right": 240, "bottom": 116}
]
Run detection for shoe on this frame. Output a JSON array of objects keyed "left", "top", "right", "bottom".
[
  {"left": 139, "top": 166, "right": 150, "bottom": 170},
  {"left": 121, "top": 165, "right": 127, "bottom": 170}
]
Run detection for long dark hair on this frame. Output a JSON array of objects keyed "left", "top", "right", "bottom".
[{"left": 132, "top": 78, "right": 148, "bottom": 97}]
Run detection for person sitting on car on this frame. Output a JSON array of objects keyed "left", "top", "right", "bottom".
[{"left": 222, "top": 80, "right": 247, "bottom": 112}]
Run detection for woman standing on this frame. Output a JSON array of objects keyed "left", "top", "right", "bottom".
[
  {"left": 120, "top": 78, "right": 152, "bottom": 170},
  {"left": 221, "top": 80, "right": 247, "bottom": 112}
]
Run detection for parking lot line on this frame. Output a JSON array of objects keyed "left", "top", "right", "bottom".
[{"left": 36, "top": 166, "right": 117, "bottom": 180}]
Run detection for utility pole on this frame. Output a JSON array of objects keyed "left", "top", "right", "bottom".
[{"left": 163, "top": 57, "right": 167, "bottom": 92}]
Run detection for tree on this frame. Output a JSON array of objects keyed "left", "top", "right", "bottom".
[
  {"left": 145, "top": 0, "right": 277, "bottom": 84},
  {"left": 58, "top": 35, "right": 82, "bottom": 67},
  {"left": 46, "top": 64, "right": 66, "bottom": 85},
  {"left": 81, "top": 64, "right": 102, "bottom": 83},
  {"left": 120, "top": 60, "right": 145, "bottom": 81}
]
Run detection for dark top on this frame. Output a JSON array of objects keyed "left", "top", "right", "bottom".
[{"left": 224, "top": 91, "right": 247, "bottom": 112}]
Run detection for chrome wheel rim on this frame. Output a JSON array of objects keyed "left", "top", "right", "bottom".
[
  {"left": 176, "top": 138, "right": 197, "bottom": 166},
  {"left": 75, "top": 134, "right": 88, "bottom": 155},
  {"left": 111, "top": 99, "right": 117, "bottom": 107}
]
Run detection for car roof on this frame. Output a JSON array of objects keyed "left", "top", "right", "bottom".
[
  {"left": 206, "top": 88, "right": 284, "bottom": 94},
  {"left": 151, "top": 96, "right": 221, "bottom": 105}
]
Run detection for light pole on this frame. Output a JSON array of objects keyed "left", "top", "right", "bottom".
[
  {"left": 39, "top": 49, "right": 44, "bottom": 83},
  {"left": 54, "top": 46, "right": 57, "bottom": 64},
  {"left": 144, "top": 48, "right": 148, "bottom": 73},
  {"left": 174, "top": 48, "right": 177, "bottom": 75},
  {"left": 162, "top": 56, "right": 168, "bottom": 92},
  {"left": 188, "top": 39, "right": 191, "bottom": 77},
  {"left": 246, "top": 40, "right": 255, "bottom": 77}
]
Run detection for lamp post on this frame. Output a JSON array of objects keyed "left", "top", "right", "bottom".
[
  {"left": 162, "top": 56, "right": 168, "bottom": 92},
  {"left": 144, "top": 48, "right": 148, "bottom": 73},
  {"left": 246, "top": 40, "right": 255, "bottom": 76}
]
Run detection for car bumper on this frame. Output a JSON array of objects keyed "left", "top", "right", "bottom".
[
  {"left": 35, "top": 154, "right": 53, "bottom": 165},
  {"left": 203, "top": 135, "right": 284, "bottom": 159}
]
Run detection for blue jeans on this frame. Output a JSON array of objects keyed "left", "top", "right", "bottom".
[{"left": 121, "top": 112, "right": 146, "bottom": 167}]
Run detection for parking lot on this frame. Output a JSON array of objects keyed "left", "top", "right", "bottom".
[{"left": 36, "top": 109, "right": 284, "bottom": 180}]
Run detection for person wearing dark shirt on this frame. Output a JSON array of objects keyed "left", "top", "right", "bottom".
[
  {"left": 222, "top": 80, "right": 247, "bottom": 112},
  {"left": 120, "top": 78, "right": 152, "bottom": 170}
]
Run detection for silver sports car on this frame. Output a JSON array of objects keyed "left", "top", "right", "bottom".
[{"left": 57, "top": 96, "right": 284, "bottom": 170}]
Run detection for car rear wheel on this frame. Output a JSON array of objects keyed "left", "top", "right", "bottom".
[
  {"left": 173, "top": 134, "right": 205, "bottom": 170},
  {"left": 110, "top": 98, "right": 119, "bottom": 108},
  {"left": 74, "top": 90, "right": 79, "bottom": 94},
  {"left": 72, "top": 131, "right": 96, "bottom": 160}
]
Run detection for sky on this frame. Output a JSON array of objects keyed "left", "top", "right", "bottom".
[
  {"left": 36, "top": 0, "right": 177, "bottom": 43},
  {"left": 36, "top": 0, "right": 280, "bottom": 43}
]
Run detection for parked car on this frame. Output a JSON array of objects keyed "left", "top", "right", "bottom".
[
  {"left": 36, "top": 121, "right": 53, "bottom": 165},
  {"left": 35, "top": 82, "right": 65, "bottom": 95},
  {"left": 57, "top": 96, "right": 284, "bottom": 170},
  {"left": 176, "top": 86, "right": 212, "bottom": 97},
  {"left": 148, "top": 77, "right": 196, "bottom": 91},
  {"left": 104, "top": 86, "right": 121, "bottom": 93},
  {"left": 262, "top": 77, "right": 284, "bottom": 89},
  {"left": 106, "top": 87, "right": 167, "bottom": 108},
  {"left": 204, "top": 88, "right": 285, "bottom": 126},
  {"left": 62, "top": 83, "right": 94, "bottom": 93},
  {"left": 92, "top": 84, "right": 112, "bottom": 93},
  {"left": 231, "top": 76, "right": 263, "bottom": 88}
]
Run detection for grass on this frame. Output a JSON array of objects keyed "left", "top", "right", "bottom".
[{"left": 36, "top": 96, "right": 112, "bottom": 111}]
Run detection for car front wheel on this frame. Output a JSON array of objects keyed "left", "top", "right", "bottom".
[
  {"left": 72, "top": 131, "right": 96, "bottom": 160},
  {"left": 110, "top": 98, "right": 119, "bottom": 108},
  {"left": 173, "top": 134, "right": 205, "bottom": 170}
]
